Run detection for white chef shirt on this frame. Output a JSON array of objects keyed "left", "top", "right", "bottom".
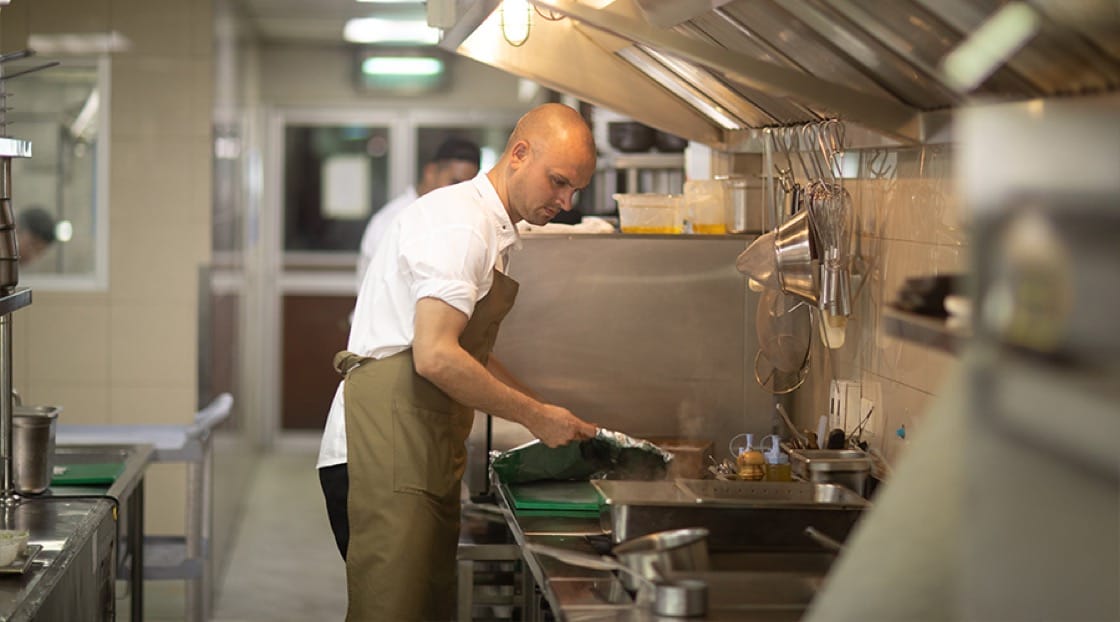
[
  {"left": 356, "top": 185, "right": 418, "bottom": 289},
  {"left": 317, "top": 173, "right": 521, "bottom": 469}
]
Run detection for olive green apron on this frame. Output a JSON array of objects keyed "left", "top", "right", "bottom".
[{"left": 336, "top": 269, "right": 519, "bottom": 621}]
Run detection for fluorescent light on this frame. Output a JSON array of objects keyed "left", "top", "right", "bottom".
[
  {"left": 356, "top": 0, "right": 423, "bottom": 3},
  {"left": 361, "top": 56, "right": 444, "bottom": 76},
  {"left": 942, "top": 2, "right": 1040, "bottom": 93},
  {"left": 343, "top": 17, "right": 440, "bottom": 45}
]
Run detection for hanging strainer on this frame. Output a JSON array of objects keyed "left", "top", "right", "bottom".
[
  {"left": 753, "top": 288, "right": 812, "bottom": 394},
  {"left": 755, "top": 288, "right": 812, "bottom": 373}
]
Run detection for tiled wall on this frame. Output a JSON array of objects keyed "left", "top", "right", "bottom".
[
  {"left": 791, "top": 144, "right": 967, "bottom": 467},
  {"left": 1, "top": 0, "right": 213, "bottom": 533}
]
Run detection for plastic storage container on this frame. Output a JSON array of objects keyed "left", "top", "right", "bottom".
[
  {"left": 614, "top": 193, "right": 682, "bottom": 234},
  {"left": 682, "top": 179, "right": 727, "bottom": 234}
]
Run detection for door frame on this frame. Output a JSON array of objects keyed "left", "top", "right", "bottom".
[{"left": 256, "top": 106, "right": 522, "bottom": 447}]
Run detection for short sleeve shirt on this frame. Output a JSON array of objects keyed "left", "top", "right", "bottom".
[{"left": 317, "top": 173, "right": 520, "bottom": 468}]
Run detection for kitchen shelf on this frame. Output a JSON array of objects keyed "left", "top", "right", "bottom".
[
  {"left": 882, "top": 304, "right": 968, "bottom": 354},
  {"left": 0, "top": 288, "right": 31, "bottom": 315},
  {"left": 602, "top": 152, "right": 685, "bottom": 170}
]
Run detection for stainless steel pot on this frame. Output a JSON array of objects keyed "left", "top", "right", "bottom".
[
  {"left": 612, "top": 527, "right": 710, "bottom": 591},
  {"left": 654, "top": 578, "right": 708, "bottom": 617},
  {"left": 13, "top": 405, "right": 60, "bottom": 495}
]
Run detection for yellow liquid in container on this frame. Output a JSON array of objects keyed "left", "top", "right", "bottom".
[
  {"left": 765, "top": 463, "right": 792, "bottom": 482},
  {"left": 692, "top": 223, "right": 728, "bottom": 235},
  {"left": 621, "top": 225, "right": 682, "bottom": 234}
]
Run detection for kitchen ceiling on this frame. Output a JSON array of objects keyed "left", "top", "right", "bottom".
[{"left": 236, "top": 0, "right": 427, "bottom": 44}]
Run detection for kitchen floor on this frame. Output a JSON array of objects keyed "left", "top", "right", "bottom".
[{"left": 128, "top": 438, "right": 347, "bottom": 621}]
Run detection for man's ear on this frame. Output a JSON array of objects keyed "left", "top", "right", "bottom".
[{"left": 509, "top": 139, "right": 530, "bottom": 169}]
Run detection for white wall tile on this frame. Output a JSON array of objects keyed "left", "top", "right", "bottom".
[
  {"left": 109, "top": 303, "right": 197, "bottom": 385},
  {"left": 189, "top": 0, "right": 213, "bottom": 58},
  {"left": 109, "top": 138, "right": 211, "bottom": 226},
  {"left": 110, "top": 385, "right": 196, "bottom": 425},
  {"left": 110, "top": 0, "right": 193, "bottom": 58},
  {"left": 25, "top": 301, "right": 111, "bottom": 384},
  {"left": 876, "top": 376, "right": 935, "bottom": 464},
  {"left": 27, "top": 383, "right": 109, "bottom": 424},
  {"left": 27, "top": 0, "right": 110, "bottom": 34},
  {"left": 109, "top": 221, "right": 208, "bottom": 304},
  {"left": 110, "top": 57, "right": 210, "bottom": 139}
]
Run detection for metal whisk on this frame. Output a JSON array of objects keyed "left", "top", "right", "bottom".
[{"left": 805, "top": 120, "right": 852, "bottom": 317}]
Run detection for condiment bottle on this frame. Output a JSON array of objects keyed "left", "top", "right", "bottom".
[
  {"left": 764, "top": 446, "right": 791, "bottom": 482},
  {"left": 736, "top": 434, "right": 766, "bottom": 481}
]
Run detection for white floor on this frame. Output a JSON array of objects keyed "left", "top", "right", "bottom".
[{"left": 130, "top": 443, "right": 348, "bottom": 621}]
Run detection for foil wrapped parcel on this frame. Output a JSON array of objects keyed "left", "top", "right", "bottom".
[{"left": 491, "top": 428, "right": 675, "bottom": 485}]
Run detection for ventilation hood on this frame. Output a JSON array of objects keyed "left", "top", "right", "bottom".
[{"left": 434, "top": 0, "right": 1120, "bottom": 149}]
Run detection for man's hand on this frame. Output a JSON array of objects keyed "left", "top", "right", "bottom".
[{"left": 529, "top": 404, "right": 597, "bottom": 448}]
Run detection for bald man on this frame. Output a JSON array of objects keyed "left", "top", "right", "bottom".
[{"left": 317, "top": 103, "right": 600, "bottom": 621}]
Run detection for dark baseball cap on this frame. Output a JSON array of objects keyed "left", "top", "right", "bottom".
[{"left": 432, "top": 137, "right": 481, "bottom": 167}]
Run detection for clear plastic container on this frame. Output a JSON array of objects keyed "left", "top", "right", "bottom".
[
  {"left": 717, "top": 175, "right": 749, "bottom": 233},
  {"left": 683, "top": 179, "right": 727, "bottom": 234},
  {"left": 614, "top": 193, "right": 682, "bottom": 234}
]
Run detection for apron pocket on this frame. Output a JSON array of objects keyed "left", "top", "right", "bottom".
[{"left": 391, "top": 402, "right": 459, "bottom": 498}]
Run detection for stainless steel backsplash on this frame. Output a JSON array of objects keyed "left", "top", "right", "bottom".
[{"left": 467, "top": 234, "right": 775, "bottom": 494}]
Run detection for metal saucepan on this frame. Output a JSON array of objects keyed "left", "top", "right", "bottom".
[
  {"left": 524, "top": 542, "right": 709, "bottom": 617},
  {"left": 611, "top": 527, "right": 710, "bottom": 592}
]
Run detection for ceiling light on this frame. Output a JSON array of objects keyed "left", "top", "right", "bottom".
[
  {"left": 343, "top": 17, "right": 440, "bottom": 45},
  {"left": 361, "top": 56, "right": 444, "bottom": 76},
  {"left": 356, "top": 0, "right": 423, "bottom": 3},
  {"left": 500, "top": 0, "right": 531, "bottom": 47},
  {"left": 356, "top": 49, "right": 448, "bottom": 93},
  {"left": 942, "top": 2, "right": 1040, "bottom": 93}
]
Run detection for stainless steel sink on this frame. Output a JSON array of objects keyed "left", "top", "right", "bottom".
[
  {"left": 593, "top": 479, "right": 869, "bottom": 551},
  {"left": 679, "top": 478, "right": 867, "bottom": 506}
]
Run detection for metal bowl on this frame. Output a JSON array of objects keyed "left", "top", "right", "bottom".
[
  {"left": 774, "top": 209, "right": 818, "bottom": 305},
  {"left": 608, "top": 121, "right": 656, "bottom": 153}
]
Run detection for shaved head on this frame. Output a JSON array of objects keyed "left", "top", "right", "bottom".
[
  {"left": 504, "top": 103, "right": 595, "bottom": 162},
  {"left": 488, "top": 103, "right": 597, "bottom": 225}
]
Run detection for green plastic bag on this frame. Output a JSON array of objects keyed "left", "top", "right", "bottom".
[{"left": 491, "top": 428, "right": 673, "bottom": 485}]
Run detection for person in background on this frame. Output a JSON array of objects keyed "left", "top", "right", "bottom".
[
  {"left": 16, "top": 206, "right": 57, "bottom": 265},
  {"left": 318, "top": 103, "right": 600, "bottom": 621},
  {"left": 355, "top": 136, "right": 482, "bottom": 288}
]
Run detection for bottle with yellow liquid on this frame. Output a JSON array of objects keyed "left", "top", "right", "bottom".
[
  {"left": 760, "top": 434, "right": 791, "bottom": 481},
  {"left": 734, "top": 433, "right": 766, "bottom": 481}
]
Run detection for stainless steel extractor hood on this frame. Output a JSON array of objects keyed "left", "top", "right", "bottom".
[{"left": 434, "top": 0, "right": 1120, "bottom": 148}]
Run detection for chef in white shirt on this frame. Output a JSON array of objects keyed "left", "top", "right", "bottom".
[
  {"left": 355, "top": 136, "right": 482, "bottom": 288},
  {"left": 318, "top": 103, "right": 599, "bottom": 621}
]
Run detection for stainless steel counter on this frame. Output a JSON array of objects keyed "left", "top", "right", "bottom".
[
  {"left": 494, "top": 481, "right": 834, "bottom": 621},
  {"left": 52, "top": 443, "right": 153, "bottom": 620},
  {"left": 0, "top": 442, "right": 152, "bottom": 621}
]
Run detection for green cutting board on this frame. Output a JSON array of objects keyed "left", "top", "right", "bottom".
[
  {"left": 505, "top": 480, "right": 602, "bottom": 514},
  {"left": 51, "top": 463, "right": 125, "bottom": 486}
]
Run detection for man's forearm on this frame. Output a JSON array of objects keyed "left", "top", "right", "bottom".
[{"left": 415, "top": 342, "right": 544, "bottom": 428}]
